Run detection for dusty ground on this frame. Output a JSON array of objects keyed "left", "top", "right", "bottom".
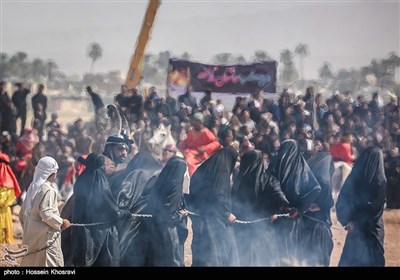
[
  {"left": 1, "top": 207, "right": 399, "bottom": 267},
  {"left": 182, "top": 209, "right": 400, "bottom": 267}
]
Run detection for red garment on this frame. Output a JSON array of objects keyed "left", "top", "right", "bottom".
[
  {"left": 15, "top": 130, "right": 38, "bottom": 157},
  {"left": 0, "top": 153, "right": 22, "bottom": 198},
  {"left": 63, "top": 155, "right": 87, "bottom": 185},
  {"left": 330, "top": 142, "right": 355, "bottom": 165},
  {"left": 179, "top": 127, "right": 221, "bottom": 176}
]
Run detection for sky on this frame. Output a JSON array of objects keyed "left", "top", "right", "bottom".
[{"left": 1, "top": 0, "right": 399, "bottom": 79}]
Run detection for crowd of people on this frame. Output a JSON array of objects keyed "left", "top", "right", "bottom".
[{"left": 0, "top": 79, "right": 399, "bottom": 266}]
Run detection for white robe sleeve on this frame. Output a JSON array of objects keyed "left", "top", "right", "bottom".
[{"left": 39, "top": 188, "right": 63, "bottom": 230}]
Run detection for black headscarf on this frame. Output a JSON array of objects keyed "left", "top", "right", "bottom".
[
  {"left": 306, "top": 151, "right": 334, "bottom": 225},
  {"left": 232, "top": 150, "right": 265, "bottom": 219},
  {"left": 146, "top": 156, "right": 188, "bottom": 266},
  {"left": 337, "top": 145, "right": 387, "bottom": 227},
  {"left": 71, "top": 153, "right": 120, "bottom": 267},
  {"left": 187, "top": 145, "right": 240, "bottom": 266},
  {"left": 188, "top": 145, "right": 238, "bottom": 218},
  {"left": 303, "top": 151, "right": 335, "bottom": 266},
  {"left": 111, "top": 151, "right": 162, "bottom": 266},
  {"left": 336, "top": 145, "right": 387, "bottom": 267},
  {"left": 268, "top": 139, "right": 321, "bottom": 212},
  {"left": 232, "top": 150, "right": 280, "bottom": 266},
  {"left": 148, "top": 156, "right": 187, "bottom": 222}
]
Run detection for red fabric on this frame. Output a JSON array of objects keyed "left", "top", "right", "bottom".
[
  {"left": 63, "top": 166, "right": 76, "bottom": 186},
  {"left": 15, "top": 141, "right": 32, "bottom": 157},
  {"left": 63, "top": 155, "right": 87, "bottom": 185},
  {"left": 0, "top": 153, "right": 22, "bottom": 198},
  {"left": 77, "top": 155, "right": 88, "bottom": 176},
  {"left": 179, "top": 127, "right": 221, "bottom": 176},
  {"left": 330, "top": 142, "right": 355, "bottom": 165},
  {"left": 15, "top": 130, "right": 38, "bottom": 157}
]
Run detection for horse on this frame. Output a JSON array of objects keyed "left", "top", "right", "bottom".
[
  {"left": 331, "top": 161, "right": 352, "bottom": 205},
  {"left": 147, "top": 123, "right": 176, "bottom": 160}
]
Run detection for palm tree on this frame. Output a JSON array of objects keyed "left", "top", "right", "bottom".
[
  {"left": 280, "top": 49, "right": 298, "bottom": 86},
  {"left": 46, "top": 60, "right": 58, "bottom": 82},
  {"left": 318, "top": 61, "right": 334, "bottom": 83},
  {"left": 181, "top": 52, "right": 191, "bottom": 60},
  {"left": 31, "top": 58, "right": 46, "bottom": 81},
  {"left": 87, "top": 42, "right": 103, "bottom": 73},
  {"left": 213, "top": 53, "right": 234, "bottom": 64},
  {"left": 233, "top": 54, "right": 246, "bottom": 64},
  {"left": 9, "top": 51, "right": 28, "bottom": 78},
  {"left": 0, "top": 53, "right": 9, "bottom": 79},
  {"left": 252, "top": 50, "right": 272, "bottom": 62},
  {"left": 155, "top": 51, "right": 171, "bottom": 72},
  {"left": 383, "top": 52, "right": 400, "bottom": 85},
  {"left": 295, "top": 43, "right": 310, "bottom": 80}
]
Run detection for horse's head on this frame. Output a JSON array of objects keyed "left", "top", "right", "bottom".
[{"left": 147, "top": 124, "right": 176, "bottom": 159}]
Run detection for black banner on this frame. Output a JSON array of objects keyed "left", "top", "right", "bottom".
[{"left": 167, "top": 58, "right": 277, "bottom": 94}]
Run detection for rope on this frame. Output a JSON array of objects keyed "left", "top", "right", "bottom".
[
  {"left": 1, "top": 230, "right": 62, "bottom": 264},
  {"left": 187, "top": 210, "right": 200, "bottom": 217},
  {"left": 187, "top": 210, "right": 290, "bottom": 224},
  {"left": 235, "top": 217, "right": 270, "bottom": 224},
  {"left": 131, "top": 213, "right": 153, "bottom": 218},
  {"left": 70, "top": 221, "right": 110, "bottom": 227},
  {"left": 235, "top": 213, "right": 290, "bottom": 224}
]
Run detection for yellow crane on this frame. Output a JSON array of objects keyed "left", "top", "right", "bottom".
[{"left": 125, "top": 0, "right": 161, "bottom": 89}]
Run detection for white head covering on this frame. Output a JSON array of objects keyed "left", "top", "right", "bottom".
[{"left": 24, "top": 156, "right": 58, "bottom": 212}]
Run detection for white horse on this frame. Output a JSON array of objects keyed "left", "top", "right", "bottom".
[
  {"left": 331, "top": 161, "right": 353, "bottom": 205},
  {"left": 147, "top": 123, "right": 176, "bottom": 160}
]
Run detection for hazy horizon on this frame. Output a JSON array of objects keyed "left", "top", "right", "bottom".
[{"left": 1, "top": 0, "right": 399, "bottom": 80}]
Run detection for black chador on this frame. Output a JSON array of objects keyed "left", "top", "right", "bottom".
[
  {"left": 337, "top": 146, "right": 386, "bottom": 267},
  {"left": 232, "top": 150, "right": 280, "bottom": 266},
  {"left": 70, "top": 153, "right": 120, "bottom": 267},
  {"left": 146, "top": 156, "right": 188, "bottom": 266},
  {"left": 187, "top": 145, "right": 239, "bottom": 266},
  {"left": 267, "top": 139, "right": 321, "bottom": 265},
  {"left": 304, "top": 151, "right": 335, "bottom": 266},
  {"left": 111, "top": 151, "right": 162, "bottom": 266}
]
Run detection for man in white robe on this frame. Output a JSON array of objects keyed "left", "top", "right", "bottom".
[{"left": 19, "top": 156, "right": 70, "bottom": 266}]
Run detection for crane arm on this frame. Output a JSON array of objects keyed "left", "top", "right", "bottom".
[{"left": 125, "top": 0, "right": 161, "bottom": 89}]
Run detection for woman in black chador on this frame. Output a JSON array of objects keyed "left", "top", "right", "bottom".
[
  {"left": 111, "top": 151, "right": 162, "bottom": 266},
  {"left": 187, "top": 141, "right": 239, "bottom": 266},
  {"left": 336, "top": 145, "right": 387, "bottom": 267},
  {"left": 70, "top": 153, "right": 120, "bottom": 267},
  {"left": 146, "top": 156, "right": 188, "bottom": 266},
  {"left": 305, "top": 151, "right": 334, "bottom": 266},
  {"left": 232, "top": 149, "right": 280, "bottom": 266},
  {"left": 267, "top": 139, "right": 321, "bottom": 265}
]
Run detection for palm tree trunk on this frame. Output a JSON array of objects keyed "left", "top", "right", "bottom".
[
  {"left": 300, "top": 57, "right": 304, "bottom": 80},
  {"left": 89, "top": 60, "right": 95, "bottom": 73}
]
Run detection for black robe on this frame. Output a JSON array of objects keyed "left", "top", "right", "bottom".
[
  {"left": 267, "top": 139, "right": 321, "bottom": 265},
  {"left": 385, "top": 155, "right": 400, "bottom": 209},
  {"left": 232, "top": 150, "right": 280, "bottom": 266},
  {"left": 111, "top": 151, "right": 162, "bottom": 266},
  {"left": 60, "top": 196, "right": 74, "bottom": 265},
  {"left": 146, "top": 156, "right": 188, "bottom": 266},
  {"left": 336, "top": 145, "right": 387, "bottom": 267},
  {"left": 70, "top": 153, "right": 120, "bottom": 267},
  {"left": 187, "top": 145, "right": 239, "bottom": 266},
  {"left": 304, "top": 152, "right": 334, "bottom": 266}
]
